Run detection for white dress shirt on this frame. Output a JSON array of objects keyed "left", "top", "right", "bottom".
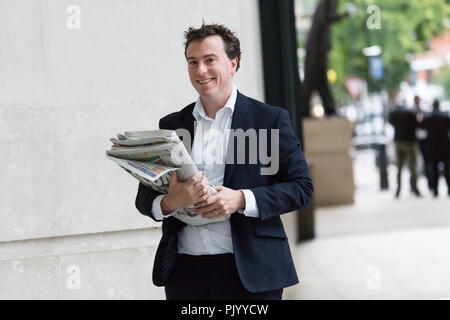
[{"left": 151, "top": 85, "right": 259, "bottom": 255}]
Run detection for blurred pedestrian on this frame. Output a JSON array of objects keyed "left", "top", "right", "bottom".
[
  {"left": 421, "top": 99, "right": 450, "bottom": 197},
  {"left": 413, "top": 95, "right": 432, "bottom": 190},
  {"left": 388, "top": 103, "right": 421, "bottom": 198}
]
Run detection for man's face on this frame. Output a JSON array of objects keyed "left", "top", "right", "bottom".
[{"left": 186, "top": 35, "right": 238, "bottom": 101}]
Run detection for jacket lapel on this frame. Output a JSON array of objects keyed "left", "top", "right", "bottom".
[
  {"left": 223, "top": 91, "right": 251, "bottom": 187},
  {"left": 177, "top": 104, "right": 196, "bottom": 150}
]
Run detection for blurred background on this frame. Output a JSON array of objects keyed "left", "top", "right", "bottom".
[
  {"left": 0, "top": 0, "right": 448, "bottom": 299},
  {"left": 292, "top": 0, "right": 450, "bottom": 299}
]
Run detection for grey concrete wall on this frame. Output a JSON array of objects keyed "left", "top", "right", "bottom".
[{"left": 0, "top": 0, "right": 264, "bottom": 299}]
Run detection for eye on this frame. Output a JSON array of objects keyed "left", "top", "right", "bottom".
[
  {"left": 188, "top": 60, "right": 197, "bottom": 66},
  {"left": 206, "top": 58, "right": 215, "bottom": 63}
]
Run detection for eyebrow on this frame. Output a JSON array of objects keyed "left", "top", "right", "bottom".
[{"left": 186, "top": 53, "right": 219, "bottom": 61}]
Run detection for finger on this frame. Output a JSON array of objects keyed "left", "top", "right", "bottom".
[
  {"left": 195, "top": 202, "right": 217, "bottom": 215},
  {"left": 188, "top": 172, "right": 202, "bottom": 185},
  {"left": 203, "top": 209, "right": 225, "bottom": 219},
  {"left": 195, "top": 186, "right": 209, "bottom": 198},
  {"left": 194, "top": 195, "right": 218, "bottom": 209},
  {"left": 194, "top": 199, "right": 208, "bottom": 208},
  {"left": 202, "top": 175, "right": 209, "bottom": 186},
  {"left": 214, "top": 185, "right": 224, "bottom": 192},
  {"left": 193, "top": 191, "right": 209, "bottom": 205},
  {"left": 200, "top": 176, "right": 209, "bottom": 189},
  {"left": 193, "top": 174, "right": 206, "bottom": 186},
  {"left": 195, "top": 171, "right": 203, "bottom": 181},
  {"left": 169, "top": 170, "right": 178, "bottom": 185},
  {"left": 193, "top": 177, "right": 207, "bottom": 193},
  {"left": 195, "top": 202, "right": 215, "bottom": 213}
]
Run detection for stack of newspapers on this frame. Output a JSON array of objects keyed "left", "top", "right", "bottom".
[{"left": 106, "top": 129, "right": 228, "bottom": 226}]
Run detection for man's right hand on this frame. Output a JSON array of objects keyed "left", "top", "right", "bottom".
[{"left": 160, "top": 171, "right": 210, "bottom": 215}]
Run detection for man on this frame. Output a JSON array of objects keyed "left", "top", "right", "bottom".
[
  {"left": 135, "top": 23, "right": 313, "bottom": 300},
  {"left": 414, "top": 95, "right": 432, "bottom": 190},
  {"left": 388, "top": 102, "right": 421, "bottom": 198},
  {"left": 421, "top": 99, "right": 450, "bottom": 197}
]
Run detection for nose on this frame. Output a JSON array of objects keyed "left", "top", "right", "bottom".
[{"left": 197, "top": 61, "right": 208, "bottom": 75}]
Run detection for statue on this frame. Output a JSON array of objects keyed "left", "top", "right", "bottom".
[{"left": 301, "top": 0, "right": 351, "bottom": 117}]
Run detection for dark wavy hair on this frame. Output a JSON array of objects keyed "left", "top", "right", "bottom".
[{"left": 183, "top": 23, "right": 241, "bottom": 71}]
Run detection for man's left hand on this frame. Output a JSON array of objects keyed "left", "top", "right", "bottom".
[{"left": 193, "top": 186, "right": 245, "bottom": 219}]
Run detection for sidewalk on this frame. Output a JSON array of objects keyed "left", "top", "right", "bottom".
[{"left": 289, "top": 149, "right": 450, "bottom": 299}]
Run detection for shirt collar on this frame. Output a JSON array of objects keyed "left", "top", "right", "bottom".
[{"left": 192, "top": 84, "right": 237, "bottom": 121}]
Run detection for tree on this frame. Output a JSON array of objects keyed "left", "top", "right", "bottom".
[{"left": 328, "top": 0, "right": 450, "bottom": 106}]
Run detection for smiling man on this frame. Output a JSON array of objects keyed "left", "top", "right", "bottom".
[{"left": 135, "top": 23, "right": 313, "bottom": 300}]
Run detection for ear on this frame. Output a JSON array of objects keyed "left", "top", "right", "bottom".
[{"left": 230, "top": 57, "right": 238, "bottom": 75}]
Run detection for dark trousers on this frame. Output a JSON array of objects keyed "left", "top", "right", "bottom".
[
  {"left": 430, "top": 157, "right": 450, "bottom": 195},
  {"left": 165, "top": 253, "right": 283, "bottom": 300},
  {"left": 395, "top": 141, "right": 419, "bottom": 193},
  {"left": 418, "top": 139, "right": 433, "bottom": 190}
]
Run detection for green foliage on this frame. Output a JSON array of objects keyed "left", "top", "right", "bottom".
[{"left": 328, "top": 0, "right": 449, "bottom": 106}]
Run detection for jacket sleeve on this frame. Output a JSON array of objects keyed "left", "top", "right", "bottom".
[
  {"left": 250, "top": 109, "right": 313, "bottom": 221},
  {"left": 135, "top": 182, "right": 163, "bottom": 222}
]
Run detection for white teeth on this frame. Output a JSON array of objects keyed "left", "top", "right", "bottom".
[{"left": 198, "top": 79, "right": 212, "bottom": 84}]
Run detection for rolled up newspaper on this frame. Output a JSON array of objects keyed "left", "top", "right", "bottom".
[{"left": 106, "top": 129, "right": 229, "bottom": 226}]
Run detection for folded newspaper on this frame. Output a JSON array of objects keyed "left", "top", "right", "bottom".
[{"left": 106, "top": 129, "right": 229, "bottom": 226}]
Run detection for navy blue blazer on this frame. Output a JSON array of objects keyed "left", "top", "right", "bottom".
[{"left": 135, "top": 91, "right": 313, "bottom": 293}]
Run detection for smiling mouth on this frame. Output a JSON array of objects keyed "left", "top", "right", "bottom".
[{"left": 197, "top": 78, "right": 214, "bottom": 84}]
